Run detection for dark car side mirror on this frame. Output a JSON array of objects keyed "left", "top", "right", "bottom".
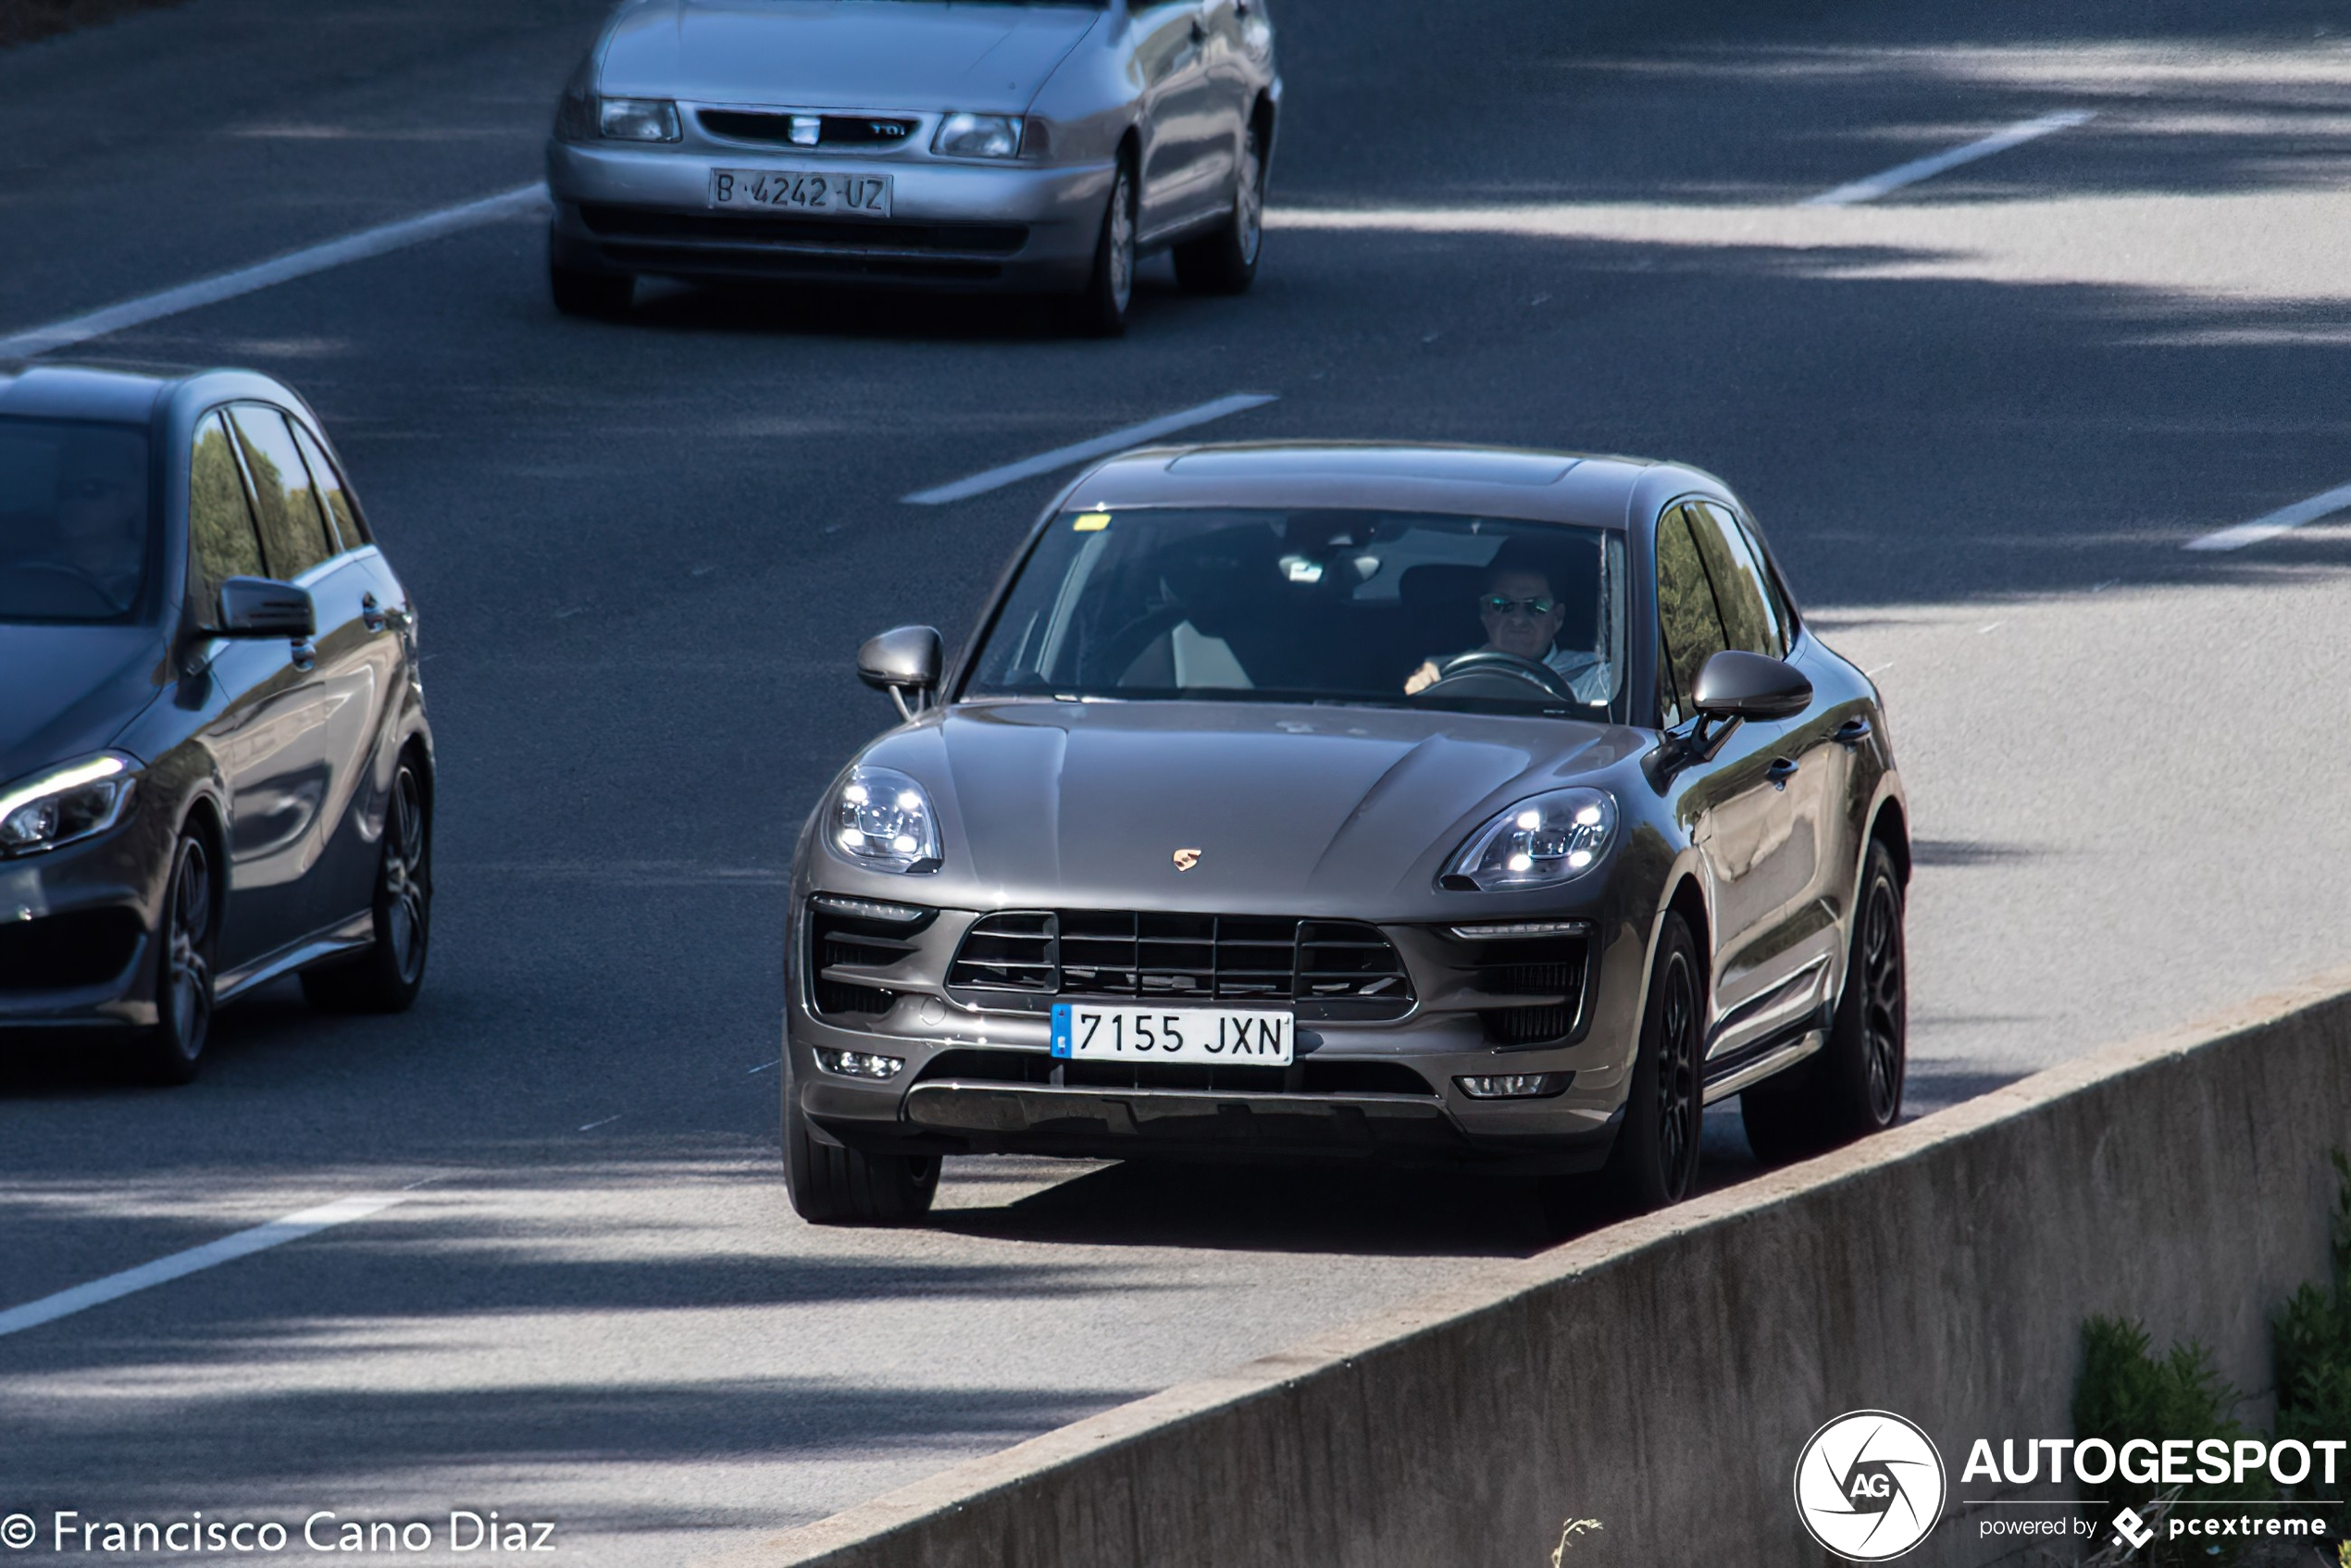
[
  {"left": 216, "top": 577, "right": 316, "bottom": 640},
  {"left": 858, "top": 625, "right": 943, "bottom": 721},
  {"left": 1691, "top": 649, "right": 1811, "bottom": 721}
]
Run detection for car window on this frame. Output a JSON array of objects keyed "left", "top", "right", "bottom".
[
  {"left": 0, "top": 417, "right": 152, "bottom": 624},
  {"left": 964, "top": 507, "right": 1631, "bottom": 720},
  {"left": 288, "top": 420, "right": 367, "bottom": 550},
  {"left": 230, "top": 404, "right": 333, "bottom": 580},
  {"left": 1686, "top": 500, "right": 1782, "bottom": 657},
  {"left": 1732, "top": 511, "right": 1797, "bottom": 645},
  {"left": 191, "top": 411, "right": 265, "bottom": 623},
  {"left": 1654, "top": 504, "right": 1728, "bottom": 728}
]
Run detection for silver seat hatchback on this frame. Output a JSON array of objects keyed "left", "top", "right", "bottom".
[{"left": 544, "top": 0, "right": 1281, "bottom": 334}]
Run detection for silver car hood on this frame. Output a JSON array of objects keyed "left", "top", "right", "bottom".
[
  {"left": 855, "top": 701, "right": 1645, "bottom": 910},
  {"left": 601, "top": 1, "right": 1104, "bottom": 115}
]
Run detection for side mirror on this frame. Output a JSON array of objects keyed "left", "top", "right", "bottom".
[
  {"left": 216, "top": 577, "right": 315, "bottom": 640},
  {"left": 857, "top": 625, "right": 943, "bottom": 720},
  {"left": 1691, "top": 649, "right": 1811, "bottom": 721}
]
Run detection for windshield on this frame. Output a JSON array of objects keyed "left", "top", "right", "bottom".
[
  {"left": 964, "top": 507, "right": 1629, "bottom": 720},
  {"left": 0, "top": 417, "right": 154, "bottom": 624}
]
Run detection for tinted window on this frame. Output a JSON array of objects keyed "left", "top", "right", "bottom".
[
  {"left": 1687, "top": 500, "right": 1782, "bottom": 657},
  {"left": 288, "top": 420, "right": 366, "bottom": 550},
  {"left": 964, "top": 507, "right": 1631, "bottom": 718},
  {"left": 191, "top": 412, "right": 265, "bottom": 623},
  {"left": 0, "top": 417, "right": 151, "bottom": 623},
  {"left": 230, "top": 404, "right": 333, "bottom": 580},
  {"left": 1734, "top": 512, "right": 1797, "bottom": 646},
  {"left": 1654, "top": 504, "right": 1728, "bottom": 728}
]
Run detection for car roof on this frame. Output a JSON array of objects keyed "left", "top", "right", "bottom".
[
  {"left": 1060, "top": 441, "right": 1725, "bottom": 531},
  {"left": 0, "top": 360, "right": 305, "bottom": 425}
]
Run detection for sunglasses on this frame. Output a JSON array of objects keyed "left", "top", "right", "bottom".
[{"left": 1479, "top": 594, "right": 1557, "bottom": 616}]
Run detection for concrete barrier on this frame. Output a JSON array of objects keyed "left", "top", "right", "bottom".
[{"left": 710, "top": 969, "right": 2351, "bottom": 1568}]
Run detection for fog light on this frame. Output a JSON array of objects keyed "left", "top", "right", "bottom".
[
  {"left": 815, "top": 1049, "right": 905, "bottom": 1080},
  {"left": 1456, "top": 1072, "right": 1569, "bottom": 1100}
]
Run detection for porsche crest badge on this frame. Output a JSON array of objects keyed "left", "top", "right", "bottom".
[{"left": 1172, "top": 848, "right": 1202, "bottom": 871}]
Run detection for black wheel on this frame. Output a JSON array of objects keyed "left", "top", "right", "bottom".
[
  {"left": 1599, "top": 912, "right": 1706, "bottom": 1212},
  {"left": 1064, "top": 160, "right": 1137, "bottom": 338},
  {"left": 784, "top": 1064, "right": 940, "bottom": 1225},
  {"left": 550, "top": 243, "right": 634, "bottom": 318},
  {"left": 1173, "top": 123, "right": 1264, "bottom": 295},
  {"left": 302, "top": 760, "right": 430, "bottom": 1014},
  {"left": 1741, "top": 839, "right": 1907, "bottom": 1163},
  {"left": 134, "top": 831, "right": 216, "bottom": 1085}
]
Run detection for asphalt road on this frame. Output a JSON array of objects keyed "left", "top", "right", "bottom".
[{"left": 5, "top": 0, "right": 2351, "bottom": 1558}]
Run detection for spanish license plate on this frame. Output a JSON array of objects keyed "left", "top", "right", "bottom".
[
  {"left": 1051, "top": 1003, "right": 1294, "bottom": 1066},
  {"left": 709, "top": 168, "right": 891, "bottom": 217}
]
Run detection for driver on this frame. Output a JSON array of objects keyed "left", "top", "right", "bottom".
[
  {"left": 49, "top": 429, "right": 148, "bottom": 610},
  {"left": 1404, "top": 553, "right": 1606, "bottom": 701}
]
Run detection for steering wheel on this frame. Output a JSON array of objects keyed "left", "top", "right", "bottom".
[
  {"left": 7, "top": 561, "right": 120, "bottom": 610},
  {"left": 1415, "top": 650, "right": 1583, "bottom": 704}
]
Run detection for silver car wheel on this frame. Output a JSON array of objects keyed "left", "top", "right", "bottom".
[
  {"left": 1108, "top": 168, "right": 1136, "bottom": 314},
  {"left": 1236, "top": 131, "right": 1263, "bottom": 267}
]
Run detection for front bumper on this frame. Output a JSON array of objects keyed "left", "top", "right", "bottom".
[
  {"left": 547, "top": 140, "right": 1114, "bottom": 292},
  {"left": 0, "top": 814, "right": 164, "bottom": 1030},
  {"left": 785, "top": 899, "right": 1650, "bottom": 1175}
]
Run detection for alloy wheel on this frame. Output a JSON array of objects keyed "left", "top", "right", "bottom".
[
  {"left": 165, "top": 838, "right": 213, "bottom": 1061},
  {"left": 1236, "top": 133, "right": 1263, "bottom": 266},
  {"left": 1108, "top": 170, "right": 1136, "bottom": 314},
  {"left": 1860, "top": 873, "right": 1906, "bottom": 1123},
  {"left": 1655, "top": 949, "right": 1700, "bottom": 1194},
  {"left": 382, "top": 765, "right": 429, "bottom": 987}
]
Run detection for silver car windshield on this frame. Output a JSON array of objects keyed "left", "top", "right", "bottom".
[
  {"left": 964, "top": 507, "right": 1630, "bottom": 720},
  {"left": 0, "top": 417, "right": 153, "bottom": 625}
]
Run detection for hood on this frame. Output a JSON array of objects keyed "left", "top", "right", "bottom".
[
  {"left": 601, "top": 0, "right": 1102, "bottom": 115},
  {"left": 861, "top": 701, "right": 1639, "bottom": 910},
  {"left": 0, "top": 623, "right": 166, "bottom": 783}
]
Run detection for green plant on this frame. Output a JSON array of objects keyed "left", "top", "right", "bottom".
[
  {"left": 2073, "top": 1318, "right": 2272, "bottom": 1564},
  {"left": 2275, "top": 1151, "right": 2351, "bottom": 1543}
]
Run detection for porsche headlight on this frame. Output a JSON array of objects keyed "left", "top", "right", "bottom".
[
  {"left": 0, "top": 753, "right": 138, "bottom": 858},
  {"left": 828, "top": 766, "right": 941, "bottom": 874},
  {"left": 1440, "top": 788, "right": 1616, "bottom": 892},
  {"left": 932, "top": 112, "right": 1023, "bottom": 158}
]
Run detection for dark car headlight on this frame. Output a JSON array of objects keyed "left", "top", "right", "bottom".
[
  {"left": 0, "top": 753, "right": 138, "bottom": 857},
  {"left": 1439, "top": 787, "right": 1616, "bottom": 892},
  {"left": 932, "top": 112, "right": 1024, "bottom": 159},
  {"left": 827, "top": 766, "right": 942, "bottom": 874}
]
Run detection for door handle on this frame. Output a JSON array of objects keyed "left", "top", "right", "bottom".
[
  {"left": 1766, "top": 756, "right": 1799, "bottom": 790},
  {"left": 360, "top": 592, "right": 387, "bottom": 633},
  {"left": 1833, "top": 716, "right": 1873, "bottom": 748},
  {"left": 290, "top": 637, "right": 317, "bottom": 672}
]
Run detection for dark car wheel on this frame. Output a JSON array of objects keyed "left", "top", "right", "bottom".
[
  {"left": 550, "top": 240, "right": 634, "bottom": 319},
  {"left": 303, "top": 760, "right": 431, "bottom": 1014},
  {"left": 1741, "top": 839, "right": 1908, "bottom": 1164},
  {"left": 1064, "top": 161, "right": 1137, "bottom": 338},
  {"left": 1598, "top": 911, "right": 1706, "bottom": 1213},
  {"left": 134, "top": 831, "right": 216, "bottom": 1085},
  {"left": 784, "top": 1072, "right": 940, "bottom": 1225},
  {"left": 1173, "top": 124, "right": 1265, "bottom": 295}
]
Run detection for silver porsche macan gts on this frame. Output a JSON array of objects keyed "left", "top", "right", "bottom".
[
  {"left": 545, "top": 0, "right": 1280, "bottom": 334},
  {"left": 784, "top": 443, "right": 1911, "bottom": 1226}
]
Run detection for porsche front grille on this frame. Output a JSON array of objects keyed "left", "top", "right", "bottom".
[{"left": 948, "top": 912, "right": 1414, "bottom": 1019}]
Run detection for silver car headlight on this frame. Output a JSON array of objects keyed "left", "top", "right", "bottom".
[
  {"left": 1439, "top": 787, "right": 1616, "bottom": 892},
  {"left": 0, "top": 753, "right": 138, "bottom": 858},
  {"left": 598, "top": 97, "right": 682, "bottom": 143},
  {"left": 932, "top": 112, "right": 1023, "bottom": 159},
  {"left": 827, "top": 766, "right": 942, "bottom": 874}
]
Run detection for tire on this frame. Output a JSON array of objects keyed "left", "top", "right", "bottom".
[
  {"left": 1173, "top": 123, "right": 1264, "bottom": 295},
  {"left": 133, "top": 831, "right": 217, "bottom": 1085},
  {"left": 550, "top": 246, "right": 634, "bottom": 319},
  {"left": 302, "top": 759, "right": 430, "bottom": 1014},
  {"left": 1598, "top": 911, "right": 1707, "bottom": 1213},
  {"left": 784, "top": 1064, "right": 940, "bottom": 1225},
  {"left": 1064, "top": 160, "right": 1137, "bottom": 338},
  {"left": 1740, "top": 839, "right": 1907, "bottom": 1164}
]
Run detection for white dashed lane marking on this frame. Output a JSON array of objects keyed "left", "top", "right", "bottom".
[
  {"left": 1803, "top": 110, "right": 2096, "bottom": 207},
  {"left": 899, "top": 392, "right": 1279, "bottom": 505}
]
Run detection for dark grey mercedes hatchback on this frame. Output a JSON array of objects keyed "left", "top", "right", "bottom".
[
  {"left": 785, "top": 442, "right": 1909, "bottom": 1225},
  {"left": 0, "top": 362, "right": 432, "bottom": 1081}
]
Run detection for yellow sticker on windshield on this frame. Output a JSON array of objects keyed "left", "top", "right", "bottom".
[{"left": 1072, "top": 512, "right": 1111, "bottom": 531}]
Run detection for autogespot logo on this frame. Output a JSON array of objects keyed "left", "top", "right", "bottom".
[{"left": 1794, "top": 1410, "right": 1948, "bottom": 1562}]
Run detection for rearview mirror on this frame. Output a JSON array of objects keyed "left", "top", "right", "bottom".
[
  {"left": 216, "top": 577, "right": 316, "bottom": 640},
  {"left": 1691, "top": 650, "right": 1811, "bottom": 721},
  {"left": 858, "top": 625, "right": 943, "bottom": 720}
]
